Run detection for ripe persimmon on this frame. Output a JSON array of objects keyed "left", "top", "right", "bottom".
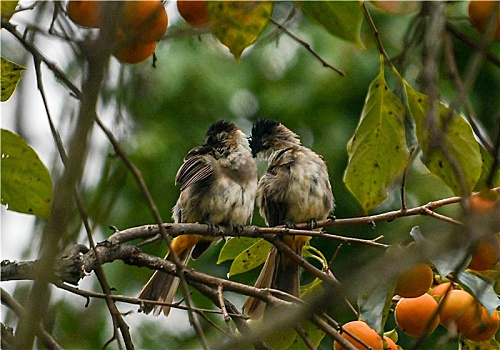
[
  {"left": 468, "top": 234, "right": 500, "bottom": 271},
  {"left": 67, "top": 0, "right": 102, "bottom": 28},
  {"left": 460, "top": 307, "right": 499, "bottom": 342},
  {"left": 113, "top": 40, "right": 156, "bottom": 64},
  {"left": 468, "top": 0, "right": 500, "bottom": 41},
  {"left": 439, "top": 289, "right": 478, "bottom": 329},
  {"left": 334, "top": 320, "right": 383, "bottom": 350},
  {"left": 395, "top": 294, "right": 440, "bottom": 337},
  {"left": 121, "top": 1, "right": 168, "bottom": 43},
  {"left": 394, "top": 263, "right": 433, "bottom": 298},
  {"left": 383, "top": 336, "right": 398, "bottom": 350},
  {"left": 431, "top": 282, "right": 453, "bottom": 298},
  {"left": 177, "top": 0, "right": 209, "bottom": 27}
]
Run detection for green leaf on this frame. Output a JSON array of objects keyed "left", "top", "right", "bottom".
[
  {"left": 344, "top": 61, "right": 410, "bottom": 212},
  {"left": 291, "top": 321, "right": 326, "bottom": 350},
  {"left": 358, "top": 279, "right": 396, "bottom": 334},
  {"left": 217, "top": 237, "right": 258, "bottom": 264},
  {"left": 410, "top": 226, "right": 470, "bottom": 278},
  {"left": 404, "top": 85, "right": 482, "bottom": 196},
  {"left": 462, "top": 338, "right": 500, "bottom": 350},
  {"left": 457, "top": 270, "right": 500, "bottom": 314},
  {"left": 228, "top": 238, "right": 272, "bottom": 277},
  {"left": 264, "top": 327, "right": 296, "bottom": 350},
  {"left": 1, "top": 56, "right": 26, "bottom": 102},
  {"left": 296, "top": 1, "right": 365, "bottom": 48},
  {"left": 1, "top": 129, "right": 53, "bottom": 219},
  {"left": 475, "top": 144, "right": 500, "bottom": 191},
  {"left": 207, "top": 1, "right": 273, "bottom": 60},
  {"left": 1, "top": 1, "right": 18, "bottom": 19}
]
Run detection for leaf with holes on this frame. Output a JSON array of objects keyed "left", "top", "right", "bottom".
[
  {"left": 217, "top": 237, "right": 257, "bottom": 264},
  {"left": 1, "top": 56, "right": 26, "bottom": 102},
  {"left": 1, "top": 129, "right": 53, "bottom": 219},
  {"left": 207, "top": 1, "right": 273, "bottom": 60},
  {"left": 228, "top": 238, "right": 272, "bottom": 277},
  {"left": 344, "top": 60, "right": 409, "bottom": 212},
  {"left": 296, "top": 1, "right": 364, "bottom": 48},
  {"left": 404, "top": 85, "right": 481, "bottom": 196}
]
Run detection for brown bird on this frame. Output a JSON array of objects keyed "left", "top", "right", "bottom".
[
  {"left": 243, "top": 119, "right": 334, "bottom": 320},
  {"left": 138, "top": 119, "right": 257, "bottom": 316}
]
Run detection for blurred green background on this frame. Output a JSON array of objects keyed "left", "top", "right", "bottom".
[{"left": 2, "top": 1, "right": 499, "bottom": 349}]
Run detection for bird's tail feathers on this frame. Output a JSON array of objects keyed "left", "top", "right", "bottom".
[{"left": 138, "top": 248, "right": 192, "bottom": 316}]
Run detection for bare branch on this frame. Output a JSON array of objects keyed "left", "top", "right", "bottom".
[
  {"left": 1, "top": 289, "right": 63, "bottom": 350},
  {"left": 269, "top": 17, "right": 345, "bottom": 76}
]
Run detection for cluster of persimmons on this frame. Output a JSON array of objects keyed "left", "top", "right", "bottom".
[
  {"left": 335, "top": 193, "right": 499, "bottom": 349},
  {"left": 67, "top": 0, "right": 208, "bottom": 64}
]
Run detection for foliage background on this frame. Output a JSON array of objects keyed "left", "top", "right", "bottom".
[{"left": 1, "top": 1, "right": 499, "bottom": 349}]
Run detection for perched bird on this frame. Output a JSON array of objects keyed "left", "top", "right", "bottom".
[
  {"left": 243, "top": 119, "right": 334, "bottom": 320},
  {"left": 138, "top": 119, "right": 257, "bottom": 316}
]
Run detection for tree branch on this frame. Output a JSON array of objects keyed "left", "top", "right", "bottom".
[{"left": 0, "top": 289, "right": 63, "bottom": 350}]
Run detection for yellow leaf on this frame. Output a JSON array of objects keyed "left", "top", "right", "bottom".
[
  {"left": 1, "top": 56, "right": 26, "bottom": 102},
  {"left": 208, "top": 1, "right": 273, "bottom": 60}
]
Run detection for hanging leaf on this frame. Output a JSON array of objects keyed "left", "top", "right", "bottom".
[
  {"left": 1, "top": 129, "right": 53, "bottom": 219},
  {"left": 344, "top": 58, "right": 410, "bottom": 212},
  {"left": 228, "top": 238, "right": 272, "bottom": 277},
  {"left": 358, "top": 279, "right": 396, "bottom": 334},
  {"left": 457, "top": 270, "right": 500, "bottom": 313},
  {"left": 404, "top": 85, "right": 482, "bottom": 196},
  {"left": 207, "top": 1, "right": 273, "bottom": 60},
  {"left": 217, "top": 236, "right": 258, "bottom": 264},
  {"left": 410, "top": 225, "right": 471, "bottom": 279},
  {"left": 296, "top": 1, "right": 364, "bottom": 48},
  {"left": 1, "top": 56, "right": 26, "bottom": 102},
  {"left": 475, "top": 145, "right": 500, "bottom": 191}
]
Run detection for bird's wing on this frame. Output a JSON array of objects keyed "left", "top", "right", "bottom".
[
  {"left": 259, "top": 146, "right": 297, "bottom": 227},
  {"left": 175, "top": 148, "right": 214, "bottom": 191}
]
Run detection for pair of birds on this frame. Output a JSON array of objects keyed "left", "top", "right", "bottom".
[{"left": 138, "top": 119, "right": 334, "bottom": 320}]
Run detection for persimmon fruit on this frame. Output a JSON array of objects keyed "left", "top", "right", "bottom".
[
  {"left": 113, "top": 41, "right": 156, "bottom": 64},
  {"left": 333, "top": 320, "right": 383, "bottom": 350},
  {"left": 468, "top": 0, "right": 500, "bottom": 41},
  {"left": 67, "top": 0, "right": 102, "bottom": 28},
  {"left": 431, "top": 282, "right": 453, "bottom": 298},
  {"left": 177, "top": 0, "right": 209, "bottom": 27},
  {"left": 439, "top": 289, "right": 478, "bottom": 329},
  {"left": 121, "top": 1, "right": 168, "bottom": 43},
  {"left": 468, "top": 234, "right": 500, "bottom": 271},
  {"left": 394, "top": 263, "right": 433, "bottom": 298},
  {"left": 395, "top": 293, "right": 440, "bottom": 337},
  {"left": 460, "top": 307, "right": 499, "bottom": 342},
  {"left": 383, "top": 336, "right": 398, "bottom": 350}
]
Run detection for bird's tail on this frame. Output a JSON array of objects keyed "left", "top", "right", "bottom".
[
  {"left": 242, "top": 240, "right": 303, "bottom": 321},
  {"left": 138, "top": 247, "right": 192, "bottom": 316}
]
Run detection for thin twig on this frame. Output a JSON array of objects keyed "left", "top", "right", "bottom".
[
  {"left": 362, "top": 3, "right": 393, "bottom": 65},
  {"left": 218, "top": 284, "right": 231, "bottom": 323},
  {"left": 57, "top": 283, "right": 243, "bottom": 317},
  {"left": 443, "top": 26, "right": 494, "bottom": 154},
  {"left": 293, "top": 325, "right": 316, "bottom": 350},
  {"left": 93, "top": 115, "right": 207, "bottom": 349},
  {"left": 269, "top": 17, "right": 345, "bottom": 76},
  {"left": 0, "top": 289, "right": 63, "bottom": 350},
  {"left": 446, "top": 22, "right": 500, "bottom": 69},
  {"left": 106, "top": 190, "right": 482, "bottom": 247}
]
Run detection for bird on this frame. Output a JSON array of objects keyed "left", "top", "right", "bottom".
[
  {"left": 138, "top": 119, "right": 258, "bottom": 316},
  {"left": 242, "top": 119, "right": 334, "bottom": 320}
]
